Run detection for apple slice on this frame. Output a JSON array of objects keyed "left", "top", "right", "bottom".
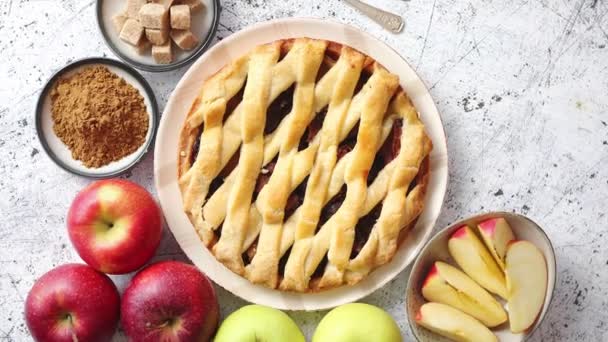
[
  {"left": 421, "top": 261, "right": 507, "bottom": 327},
  {"left": 505, "top": 240, "right": 548, "bottom": 333},
  {"left": 477, "top": 218, "right": 515, "bottom": 270},
  {"left": 415, "top": 302, "right": 497, "bottom": 342},
  {"left": 448, "top": 226, "right": 508, "bottom": 299}
]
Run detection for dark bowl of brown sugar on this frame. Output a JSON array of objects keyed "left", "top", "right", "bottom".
[{"left": 35, "top": 57, "right": 159, "bottom": 178}]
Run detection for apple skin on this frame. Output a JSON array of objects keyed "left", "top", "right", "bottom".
[
  {"left": 415, "top": 302, "right": 497, "bottom": 342},
  {"left": 448, "top": 225, "right": 507, "bottom": 299},
  {"left": 505, "top": 240, "right": 548, "bottom": 333},
  {"left": 25, "top": 264, "right": 120, "bottom": 342},
  {"left": 215, "top": 305, "right": 305, "bottom": 342},
  {"left": 121, "top": 261, "right": 219, "bottom": 342},
  {"left": 421, "top": 261, "right": 507, "bottom": 327},
  {"left": 67, "top": 179, "right": 162, "bottom": 274},
  {"left": 313, "top": 303, "right": 401, "bottom": 342}
]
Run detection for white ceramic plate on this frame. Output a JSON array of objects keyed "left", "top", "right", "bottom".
[
  {"left": 36, "top": 58, "right": 158, "bottom": 178},
  {"left": 406, "top": 212, "right": 557, "bottom": 341},
  {"left": 154, "top": 18, "right": 449, "bottom": 311}
]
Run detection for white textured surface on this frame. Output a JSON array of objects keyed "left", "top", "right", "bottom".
[{"left": 0, "top": 0, "right": 607, "bottom": 341}]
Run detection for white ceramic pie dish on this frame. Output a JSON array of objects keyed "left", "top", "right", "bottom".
[
  {"left": 154, "top": 17, "right": 449, "bottom": 311},
  {"left": 405, "top": 212, "right": 556, "bottom": 341}
]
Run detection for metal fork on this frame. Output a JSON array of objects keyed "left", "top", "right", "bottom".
[{"left": 343, "top": 0, "right": 405, "bottom": 33}]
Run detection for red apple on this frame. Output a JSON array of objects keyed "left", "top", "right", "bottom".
[
  {"left": 67, "top": 179, "right": 162, "bottom": 274},
  {"left": 25, "top": 264, "right": 120, "bottom": 342},
  {"left": 121, "top": 261, "right": 219, "bottom": 342}
]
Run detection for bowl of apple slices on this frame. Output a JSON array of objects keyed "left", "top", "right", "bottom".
[{"left": 405, "top": 212, "right": 556, "bottom": 342}]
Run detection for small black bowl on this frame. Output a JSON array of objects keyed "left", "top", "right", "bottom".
[
  {"left": 35, "top": 57, "right": 159, "bottom": 178},
  {"left": 96, "top": 0, "right": 221, "bottom": 72}
]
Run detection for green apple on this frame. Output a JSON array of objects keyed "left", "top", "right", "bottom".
[
  {"left": 313, "top": 303, "right": 401, "bottom": 342},
  {"left": 214, "top": 305, "right": 304, "bottom": 342}
]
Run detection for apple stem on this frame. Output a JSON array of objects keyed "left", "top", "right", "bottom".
[
  {"left": 64, "top": 313, "right": 73, "bottom": 327},
  {"left": 159, "top": 318, "right": 175, "bottom": 328}
]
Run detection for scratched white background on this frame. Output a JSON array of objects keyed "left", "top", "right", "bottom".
[{"left": 1, "top": 0, "right": 607, "bottom": 340}]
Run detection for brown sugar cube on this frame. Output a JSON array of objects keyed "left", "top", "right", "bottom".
[
  {"left": 139, "top": 3, "right": 169, "bottom": 29},
  {"left": 179, "top": 0, "right": 204, "bottom": 12},
  {"left": 170, "top": 5, "right": 191, "bottom": 30},
  {"left": 134, "top": 38, "right": 151, "bottom": 55},
  {"left": 111, "top": 12, "right": 128, "bottom": 33},
  {"left": 145, "top": 28, "right": 169, "bottom": 45},
  {"left": 119, "top": 19, "right": 144, "bottom": 46},
  {"left": 152, "top": 41, "right": 173, "bottom": 64},
  {"left": 127, "top": 0, "right": 147, "bottom": 18},
  {"left": 170, "top": 29, "right": 199, "bottom": 50},
  {"left": 151, "top": 0, "right": 176, "bottom": 8}
]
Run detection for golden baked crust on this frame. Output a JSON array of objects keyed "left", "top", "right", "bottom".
[{"left": 178, "top": 38, "right": 432, "bottom": 292}]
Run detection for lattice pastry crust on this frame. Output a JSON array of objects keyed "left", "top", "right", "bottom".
[{"left": 178, "top": 38, "right": 432, "bottom": 292}]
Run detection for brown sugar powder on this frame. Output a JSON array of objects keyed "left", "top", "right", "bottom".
[{"left": 50, "top": 65, "right": 149, "bottom": 168}]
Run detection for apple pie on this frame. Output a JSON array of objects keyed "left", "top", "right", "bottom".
[{"left": 178, "top": 38, "right": 432, "bottom": 292}]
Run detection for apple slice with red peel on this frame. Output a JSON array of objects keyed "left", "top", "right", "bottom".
[
  {"left": 477, "top": 218, "right": 515, "bottom": 270},
  {"left": 505, "top": 240, "right": 548, "bottom": 333},
  {"left": 448, "top": 226, "right": 508, "bottom": 299},
  {"left": 415, "top": 302, "right": 497, "bottom": 342},
  {"left": 422, "top": 261, "right": 507, "bottom": 327}
]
